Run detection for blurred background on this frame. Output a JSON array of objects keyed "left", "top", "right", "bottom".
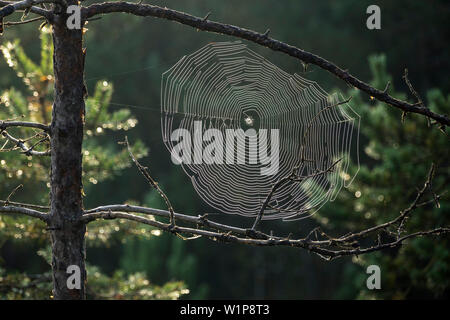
[{"left": 0, "top": 0, "right": 449, "bottom": 299}]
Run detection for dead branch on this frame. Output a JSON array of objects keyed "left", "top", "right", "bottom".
[
  {"left": 84, "top": 204, "right": 265, "bottom": 238},
  {"left": 403, "top": 69, "right": 424, "bottom": 109},
  {"left": 3, "top": 16, "right": 44, "bottom": 26},
  {"left": 0, "top": 205, "right": 49, "bottom": 222},
  {"left": 402, "top": 68, "right": 431, "bottom": 126},
  {"left": 1, "top": 130, "right": 50, "bottom": 156},
  {"left": 122, "top": 136, "right": 175, "bottom": 226},
  {"left": 81, "top": 206, "right": 449, "bottom": 260},
  {"left": 0, "top": 0, "right": 54, "bottom": 21},
  {"left": 0, "top": 200, "right": 49, "bottom": 210},
  {"left": 251, "top": 158, "right": 342, "bottom": 230},
  {"left": 81, "top": 2, "right": 450, "bottom": 127},
  {"left": 0, "top": 121, "right": 51, "bottom": 133},
  {"left": 4, "top": 184, "right": 23, "bottom": 205},
  {"left": 82, "top": 161, "right": 449, "bottom": 260}
]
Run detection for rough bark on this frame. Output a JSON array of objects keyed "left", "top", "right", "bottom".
[{"left": 49, "top": 9, "right": 86, "bottom": 300}]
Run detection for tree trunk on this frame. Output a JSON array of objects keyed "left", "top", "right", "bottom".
[{"left": 49, "top": 9, "right": 86, "bottom": 300}]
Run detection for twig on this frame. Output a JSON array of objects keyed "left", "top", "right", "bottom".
[
  {"left": 403, "top": 68, "right": 430, "bottom": 126},
  {"left": 1, "top": 130, "right": 50, "bottom": 156},
  {"left": 122, "top": 136, "right": 175, "bottom": 226},
  {"left": 252, "top": 158, "right": 341, "bottom": 230},
  {"left": 3, "top": 15, "right": 44, "bottom": 26},
  {"left": 4, "top": 184, "right": 23, "bottom": 205},
  {"left": 0, "top": 200, "right": 49, "bottom": 210}
]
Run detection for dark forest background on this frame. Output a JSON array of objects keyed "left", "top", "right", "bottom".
[{"left": 0, "top": 0, "right": 449, "bottom": 299}]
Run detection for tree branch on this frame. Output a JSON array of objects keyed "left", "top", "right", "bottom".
[
  {"left": 0, "top": 121, "right": 51, "bottom": 133},
  {"left": 82, "top": 2, "right": 449, "bottom": 127},
  {"left": 84, "top": 204, "right": 264, "bottom": 238},
  {"left": 0, "top": 199, "right": 49, "bottom": 210},
  {"left": 0, "top": 205, "right": 49, "bottom": 222},
  {"left": 122, "top": 136, "right": 175, "bottom": 226},
  {"left": 3, "top": 16, "right": 44, "bottom": 26},
  {"left": 82, "top": 162, "right": 449, "bottom": 260},
  {"left": 0, "top": 0, "right": 54, "bottom": 21},
  {"left": 81, "top": 207, "right": 449, "bottom": 260},
  {"left": 1, "top": 130, "right": 50, "bottom": 156},
  {"left": 251, "top": 158, "right": 342, "bottom": 230}
]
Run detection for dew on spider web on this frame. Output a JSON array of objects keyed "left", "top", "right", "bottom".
[{"left": 161, "top": 41, "right": 360, "bottom": 221}]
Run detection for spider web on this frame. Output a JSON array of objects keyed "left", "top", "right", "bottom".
[{"left": 161, "top": 41, "right": 360, "bottom": 221}]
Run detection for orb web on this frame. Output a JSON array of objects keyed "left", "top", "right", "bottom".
[{"left": 161, "top": 41, "right": 360, "bottom": 220}]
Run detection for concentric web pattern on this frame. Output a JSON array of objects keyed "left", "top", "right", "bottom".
[{"left": 161, "top": 42, "right": 360, "bottom": 220}]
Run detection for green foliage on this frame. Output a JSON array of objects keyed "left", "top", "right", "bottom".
[
  {"left": 0, "top": 28, "right": 147, "bottom": 204},
  {"left": 327, "top": 54, "right": 450, "bottom": 299},
  {"left": 0, "top": 246, "right": 188, "bottom": 300},
  {"left": 86, "top": 267, "right": 188, "bottom": 300},
  {"left": 0, "top": 28, "right": 188, "bottom": 300}
]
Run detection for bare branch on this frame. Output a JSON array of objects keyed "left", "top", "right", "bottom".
[
  {"left": 319, "top": 227, "right": 450, "bottom": 258},
  {"left": 4, "top": 184, "right": 23, "bottom": 205},
  {"left": 122, "top": 136, "right": 175, "bottom": 226},
  {"left": 252, "top": 157, "right": 342, "bottom": 230},
  {"left": 0, "top": 0, "right": 54, "bottom": 21},
  {"left": 0, "top": 121, "right": 51, "bottom": 133},
  {"left": 403, "top": 69, "right": 424, "bottom": 109},
  {"left": 82, "top": 162, "right": 449, "bottom": 260},
  {"left": 82, "top": 2, "right": 450, "bottom": 127},
  {"left": 1, "top": 130, "right": 50, "bottom": 156},
  {"left": 82, "top": 210, "right": 335, "bottom": 257},
  {"left": 402, "top": 68, "right": 432, "bottom": 126},
  {"left": 81, "top": 207, "right": 449, "bottom": 260},
  {"left": 84, "top": 204, "right": 264, "bottom": 238},
  {"left": 0, "top": 200, "right": 49, "bottom": 210},
  {"left": 0, "top": 185, "right": 49, "bottom": 221},
  {"left": 3, "top": 15, "right": 44, "bottom": 26},
  {"left": 0, "top": 205, "right": 49, "bottom": 222}
]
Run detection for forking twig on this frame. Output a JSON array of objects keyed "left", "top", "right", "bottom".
[
  {"left": 4, "top": 184, "right": 23, "bottom": 206},
  {"left": 121, "top": 136, "right": 176, "bottom": 227},
  {"left": 251, "top": 158, "right": 342, "bottom": 230},
  {"left": 252, "top": 96, "right": 351, "bottom": 230}
]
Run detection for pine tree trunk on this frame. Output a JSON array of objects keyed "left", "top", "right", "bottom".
[{"left": 49, "top": 10, "right": 86, "bottom": 300}]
